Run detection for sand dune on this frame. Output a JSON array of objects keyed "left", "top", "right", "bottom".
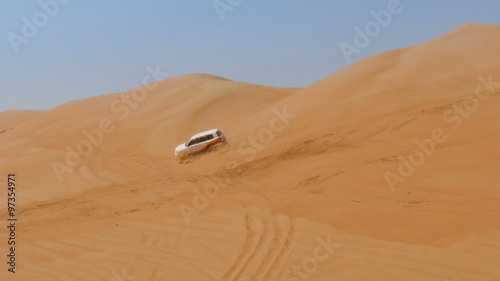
[{"left": 1, "top": 23, "right": 500, "bottom": 280}]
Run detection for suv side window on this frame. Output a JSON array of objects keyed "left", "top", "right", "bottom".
[
  {"left": 198, "top": 136, "right": 207, "bottom": 142},
  {"left": 187, "top": 139, "right": 196, "bottom": 147},
  {"left": 206, "top": 134, "right": 214, "bottom": 141}
]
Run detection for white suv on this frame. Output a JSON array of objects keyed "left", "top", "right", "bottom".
[{"left": 175, "top": 129, "right": 226, "bottom": 159}]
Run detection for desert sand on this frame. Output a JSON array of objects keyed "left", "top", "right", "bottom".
[{"left": 0, "top": 23, "right": 499, "bottom": 280}]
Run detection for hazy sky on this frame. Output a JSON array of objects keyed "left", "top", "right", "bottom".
[{"left": 1, "top": 0, "right": 500, "bottom": 112}]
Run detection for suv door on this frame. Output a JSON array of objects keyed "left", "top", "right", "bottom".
[
  {"left": 197, "top": 135, "right": 210, "bottom": 151},
  {"left": 187, "top": 136, "right": 207, "bottom": 153},
  {"left": 186, "top": 138, "right": 198, "bottom": 148}
]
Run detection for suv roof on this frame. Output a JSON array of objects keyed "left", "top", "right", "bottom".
[{"left": 190, "top": 129, "right": 219, "bottom": 139}]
